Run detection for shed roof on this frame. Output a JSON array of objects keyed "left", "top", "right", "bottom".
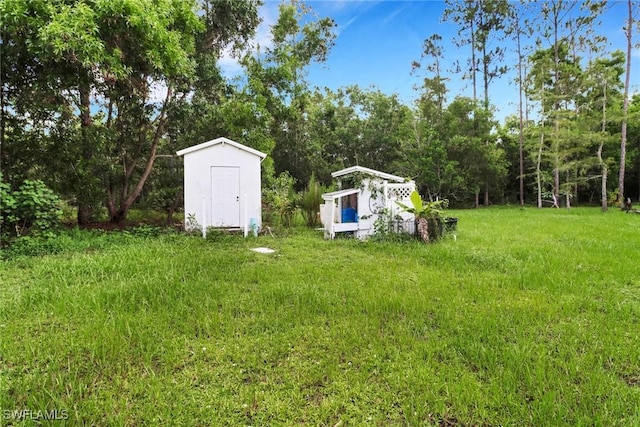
[
  {"left": 176, "top": 137, "right": 267, "bottom": 159},
  {"left": 321, "top": 188, "right": 360, "bottom": 201},
  {"left": 331, "top": 166, "right": 406, "bottom": 183}
]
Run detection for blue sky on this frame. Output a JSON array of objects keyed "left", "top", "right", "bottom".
[{"left": 225, "top": 0, "right": 640, "bottom": 122}]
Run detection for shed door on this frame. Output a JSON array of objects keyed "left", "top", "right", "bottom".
[{"left": 211, "top": 166, "right": 240, "bottom": 227}]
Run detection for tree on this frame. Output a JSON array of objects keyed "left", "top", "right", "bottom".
[
  {"left": 529, "top": 0, "right": 606, "bottom": 207},
  {"left": 528, "top": 43, "right": 586, "bottom": 208},
  {"left": 505, "top": 1, "right": 534, "bottom": 206},
  {"left": 345, "top": 87, "right": 414, "bottom": 173},
  {"left": 241, "top": 0, "right": 335, "bottom": 189},
  {"left": 443, "top": 0, "right": 479, "bottom": 101},
  {"left": 582, "top": 52, "right": 624, "bottom": 211},
  {"left": 410, "top": 33, "right": 451, "bottom": 199},
  {"left": 618, "top": 0, "right": 637, "bottom": 204},
  {"left": 443, "top": 96, "right": 503, "bottom": 206},
  {"left": 496, "top": 115, "right": 536, "bottom": 204},
  {"left": 443, "top": 0, "right": 511, "bottom": 205},
  {"left": 627, "top": 95, "right": 640, "bottom": 199},
  {"left": 302, "top": 86, "right": 414, "bottom": 186},
  {"left": 0, "top": 0, "right": 260, "bottom": 224}
]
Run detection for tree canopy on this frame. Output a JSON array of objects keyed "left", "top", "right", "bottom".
[{"left": 1, "top": 0, "right": 639, "bottom": 226}]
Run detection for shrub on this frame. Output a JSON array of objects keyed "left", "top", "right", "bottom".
[
  {"left": 0, "top": 176, "right": 63, "bottom": 242},
  {"left": 263, "top": 172, "right": 299, "bottom": 227},
  {"left": 299, "top": 174, "right": 324, "bottom": 227},
  {"left": 0, "top": 179, "right": 18, "bottom": 240}
]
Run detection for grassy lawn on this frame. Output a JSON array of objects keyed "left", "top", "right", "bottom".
[{"left": 1, "top": 208, "right": 639, "bottom": 426}]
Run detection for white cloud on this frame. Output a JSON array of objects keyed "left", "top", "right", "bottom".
[
  {"left": 337, "top": 16, "right": 357, "bottom": 35},
  {"left": 381, "top": 5, "right": 408, "bottom": 25}
]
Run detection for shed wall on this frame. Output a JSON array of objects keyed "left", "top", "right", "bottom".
[{"left": 183, "top": 142, "right": 262, "bottom": 231}]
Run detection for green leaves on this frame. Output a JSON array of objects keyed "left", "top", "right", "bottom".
[
  {"left": 396, "top": 190, "right": 448, "bottom": 221},
  {"left": 299, "top": 174, "right": 327, "bottom": 227},
  {"left": 1, "top": 177, "right": 63, "bottom": 241},
  {"left": 264, "top": 171, "right": 300, "bottom": 227},
  {"left": 39, "top": 2, "right": 103, "bottom": 67},
  {"left": 410, "top": 189, "right": 424, "bottom": 213}
]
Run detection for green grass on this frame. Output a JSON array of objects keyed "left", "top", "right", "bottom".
[{"left": 1, "top": 208, "right": 639, "bottom": 426}]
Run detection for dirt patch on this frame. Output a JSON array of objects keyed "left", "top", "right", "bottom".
[{"left": 622, "top": 373, "right": 640, "bottom": 387}]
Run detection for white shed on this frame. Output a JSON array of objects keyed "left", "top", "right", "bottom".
[
  {"left": 176, "top": 137, "right": 266, "bottom": 236},
  {"left": 319, "top": 166, "right": 416, "bottom": 239}
]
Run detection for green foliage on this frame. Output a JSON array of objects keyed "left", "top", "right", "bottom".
[
  {"left": 1, "top": 177, "right": 63, "bottom": 241},
  {"left": 204, "top": 227, "right": 243, "bottom": 244},
  {"left": 607, "top": 189, "right": 622, "bottom": 208},
  {"left": 263, "top": 171, "right": 300, "bottom": 227},
  {"left": 369, "top": 207, "right": 415, "bottom": 242},
  {"left": 396, "top": 190, "right": 451, "bottom": 242},
  {"left": 1, "top": 235, "right": 66, "bottom": 259},
  {"left": 298, "top": 174, "right": 325, "bottom": 227},
  {"left": 242, "top": 1, "right": 336, "bottom": 189},
  {"left": 1, "top": 0, "right": 635, "bottom": 225},
  {"left": 141, "top": 156, "right": 184, "bottom": 224},
  {"left": 0, "top": 179, "right": 17, "bottom": 224},
  {"left": 396, "top": 190, "right": 448, "bottom": 220},
  {"left": 123, "top": 225, "right": 175, "bottom": 239},
  {"left": 184, "top": 213, "right": 201, "bottom": 234},
  {"left": 1, "top": 0, "right": 259, "bottom": 224}
]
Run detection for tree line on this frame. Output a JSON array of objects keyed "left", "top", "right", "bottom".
[{"left": 1, "top": 0, "right": 639, "bottom": 228}]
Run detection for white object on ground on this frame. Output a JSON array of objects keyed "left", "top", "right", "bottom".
[{"left": 251, "top": 247, "right": 276, "bottom": 254}]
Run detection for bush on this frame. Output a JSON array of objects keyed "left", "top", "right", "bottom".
[
  {"left": 263, "top": 172, "right": 299, "bottom": 227},
  {"left": 0, "top": 179, "right": 18, "bottom": 232},
  {"left": 1, "top": 176, "right": 63, "bottom": 242},
  {"left": 299, "top": 174, "right": 324, "bottom": 227}
]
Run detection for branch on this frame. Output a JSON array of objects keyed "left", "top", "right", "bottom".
[{"left": 122, "top": 84, "right": 173, "bottom": 209}]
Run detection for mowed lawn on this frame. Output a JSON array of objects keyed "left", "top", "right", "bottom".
[{"left": 1, "top": 208, "right": 639, "bottom": 426}]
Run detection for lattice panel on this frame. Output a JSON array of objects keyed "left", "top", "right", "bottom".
[{"left": 388, "top": 185, "right": 414, "bottom": 200}]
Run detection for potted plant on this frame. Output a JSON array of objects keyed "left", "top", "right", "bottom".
[{"left": 396, "top": 190, "right": 448, "bottom": 242}]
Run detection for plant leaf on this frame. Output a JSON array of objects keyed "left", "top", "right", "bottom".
[
  {"left": 395, "top": 201, "right": 412, "bottom": 211},
  {"left": 410, "top": 190, "right": 423, "bottom": 212}
]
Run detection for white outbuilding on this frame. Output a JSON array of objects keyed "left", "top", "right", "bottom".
[
  {"left": 319, "top": 166, "right": 416, "bottom": 239},
  {"left": 176, "top": 137, "right": 266, "bottom": 237}
]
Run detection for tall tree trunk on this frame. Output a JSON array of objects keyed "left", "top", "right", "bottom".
[
  {"left": 618, "top": 0, "right": 632, "bottom": 203},
  {"left": 536, "top": 137, "right": 543, "bottom": 209},
  {"left": 516, "top": 16, "right": 525, "bottom": 207},
  {"left": 552, "top": 3, "right": 561, "bottom": 206},
  {"left": 537, "top": 111, "right": 545, "bottom": 209},
  {"left": 565, "top": 171, "right": 570, "bottom": 209},
  {"left": 471, "top": 19, "right": 477, "bottom": 103},
  {"left": 553, "top": 150, "right": 560, "bottom": 205},
  {"left": 537, "top": 60, "right": 546, "bottom": 209},
  {"left": 481, "top": 19, "right": 491, "bottom": 207},
  {"left": 598, "top": 145, "right": 608, "bottom": 211},
  {"left": 599, "top": 79, "right": 608, "bottom": 212},
  {"left": 484, "top": 183, "right": 489, "bottom": 206}
]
